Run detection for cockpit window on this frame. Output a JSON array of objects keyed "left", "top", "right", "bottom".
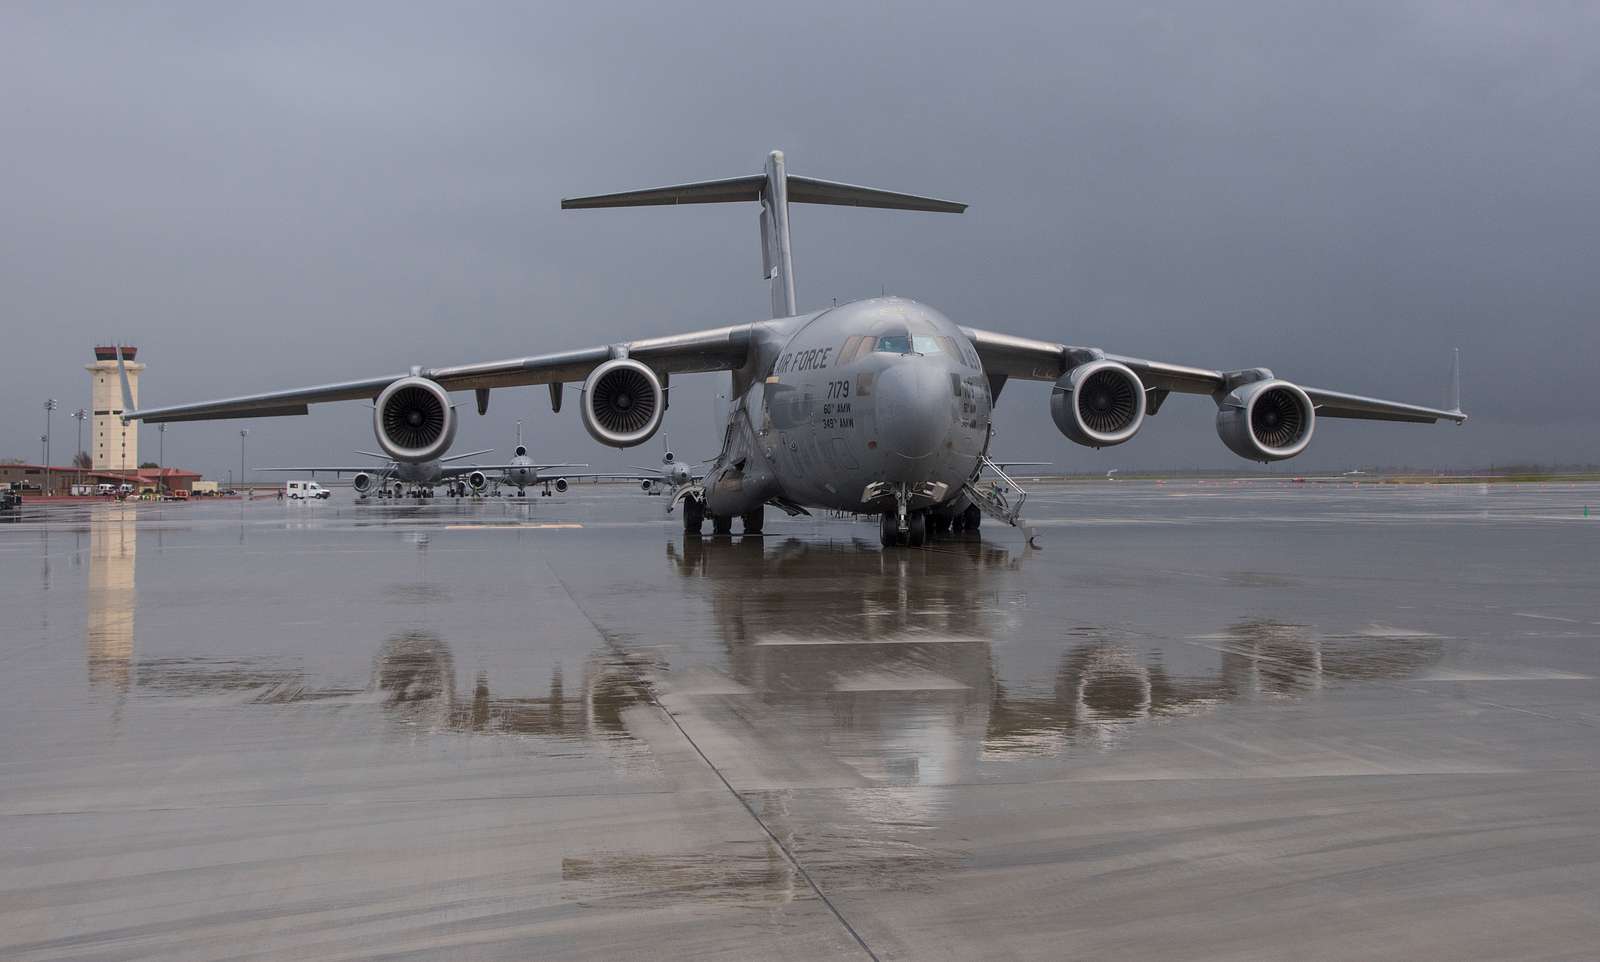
[
  {"left": 875, "top": 333, "right": 913, "bottom": 354},
  {"left": 912, "top": 334, "right": 941, "bottom": 354}
]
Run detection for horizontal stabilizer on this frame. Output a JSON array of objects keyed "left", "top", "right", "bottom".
[
  {"left": 562, "top": 174, "right": 965, "bottom": 213},
  {"left": 786, "top": 176, "right": 966, "bottom": 213},
  {"left": 563, "top": 150, "right": 965, "bottom": 317},
  {"left": 563, "top": 176, "right": 764, "bottom": 209}
]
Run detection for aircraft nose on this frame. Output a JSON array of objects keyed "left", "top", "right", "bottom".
[{"left": 875, "top": 360, "right": 948, "bottom": 461}]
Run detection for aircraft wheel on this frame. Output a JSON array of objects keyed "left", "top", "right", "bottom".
[
  {"left": 712, "top": 514, "right": 734, "bottom": 536},
  {"left": 907, "top": 511, "right": 927, "bottom": 547},
  {"left": 683, "top": 498, "right": 705, "bottom": 533},
  {"left": 961, "top": 504, "right": 982, "bottom": 530},
  {"left": 740, "top": 507, "right": 764, "bottom": 535},
  {"left": 879, "top": 512, "right": 898, "bottom": 548}
]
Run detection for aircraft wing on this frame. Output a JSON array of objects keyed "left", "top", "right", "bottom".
[
  {"left": 532, "top": 472, "right": 654, "bottom": 482},
  {"left": 961, "top": 328, "right": 1467, "bottom": 425},
  {"left": 259, "top": 465, "right": 388, "bottom": 475},
  {"left": 123, "top": 325, "right": 755, "bottom": 423}
]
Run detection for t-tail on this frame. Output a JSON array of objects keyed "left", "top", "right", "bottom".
[{"left": 561, "top": 150, "right": 966, "bottom": 318}]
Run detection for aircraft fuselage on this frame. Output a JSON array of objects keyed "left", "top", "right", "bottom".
[{"left": 704, "top": 296, "right": 991, "bottom": 519}]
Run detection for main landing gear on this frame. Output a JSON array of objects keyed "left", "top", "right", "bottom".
[
  {"left": 740, "top": 508, "right": 764, "bottom": 535},
  {"left": 684, "top": 501, "right": 763, "bottom": 537},
  {"left": 682, "top": 497, "right": 705, "bottom": 533}
]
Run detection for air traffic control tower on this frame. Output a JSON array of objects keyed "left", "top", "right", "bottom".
[{"left": 87, "top": 346, "right": 142, "bottom": 471}]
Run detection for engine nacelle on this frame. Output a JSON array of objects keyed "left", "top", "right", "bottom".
[
  {"left": 351, "top": 472, "right": 374, "bottom": 495},
  {"left": 580, "top": 358, "right": 664, "bottom": 448},
  {"left": 466, "top": 471, "right": 488, "bottom": 492},
  {"left": 1215, "top": 379, "right": 1315, "bottom": 462},
  {"left": 663, "top": 451, "right": 675, "bottom": 464},
  {"left": 374, "top": 377, "right": 456, "bottom": 463},
  {"left": 514, "top": 445, "right": 528, "bottom": 458},
  {"left": 641, "top": 478, "right": 655, "bottom": 492},
  {"left": 553, "top": 477, "right": 569, "bottom": 494},
  {"left": 1049, "top": 360, "right": 1146, "bottom": 448}
]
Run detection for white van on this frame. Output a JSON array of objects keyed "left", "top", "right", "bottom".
[{"left": 284, "top": 480, "right": 331, "bottom": 500}]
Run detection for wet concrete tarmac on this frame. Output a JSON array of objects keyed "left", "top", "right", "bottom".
[{"left": 2, "top": 481, "right": 1597, "bottom": 960}]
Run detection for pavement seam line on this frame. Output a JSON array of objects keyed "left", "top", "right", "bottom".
[{"left": 550, "top": 564, "right": 882, "bottom": 962}]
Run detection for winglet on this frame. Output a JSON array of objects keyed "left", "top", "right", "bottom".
[
  {"left": 1448, "top": 347, "right": 1464, "bottom": 421},
  {"left": 115, "top": 345, "right": 137, "bottom": 421}
]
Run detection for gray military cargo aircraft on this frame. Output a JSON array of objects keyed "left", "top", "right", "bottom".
[{"left": 121, "top": 150, "right": 1465, "bottom": 546}]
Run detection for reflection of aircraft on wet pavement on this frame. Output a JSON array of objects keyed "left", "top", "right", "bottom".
[
  {"left": 100, "top": 624, "right": 652, "bottom": 742},
  {"left": 121, "top": 150, "right": 1465, "bottom": 548},
  {"left": 371, "top": 632, "right": 651, "bottom": 738},
  {"left": 666, "top": 537, "right": 1445, "bottom": 774}
]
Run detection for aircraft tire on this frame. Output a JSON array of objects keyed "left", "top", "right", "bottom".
[
  {"left": 683, "top": 499, "right": 705, "bottom": 533},
  {"left": 879, "top": 512, "right": 898, "bottom": 548},
  {"left": 961, "top": 504, "right": 982, "bottom": 530},
  {"left": 740, "top": 507, "right": 764, "bottom": 535},
  {"left": 907, "top": 511, "right": 927, "bottom": 547},
  {"left": 712, "top": 514, "right": 734, "bottom": 535}
]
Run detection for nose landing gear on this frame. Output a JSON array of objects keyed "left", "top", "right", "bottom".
[{"left": 880, "top": 509, "right": 928, "bottom": 547}]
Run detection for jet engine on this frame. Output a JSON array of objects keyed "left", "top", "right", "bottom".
[
  {"left": 374, "top": 376, "right": 457, "bottom": 463},
  {"left": 1215, "top": 379, "right": 1315, "bottom": 462},
  {"left": 641, "top": 478, "right": 654, "bottom": 492},
  {"left": 1049, "top": 360, "right": 1146, "bottom": 448},
  {"left": 352, "top": 472, "right": 374, "bottom": 495},
  {"left": 580, "top": 358, "right": 664, "bottom": 448},
  {"left": 466, "top": 471, "right": 488, "bottom": 493},
  {"left": 553, "top": 477, "right": 569, "bottom": 493}
]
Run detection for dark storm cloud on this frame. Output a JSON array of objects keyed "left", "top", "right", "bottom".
[{"left": 3, "top": 1, "right": 1596, "bottom": 476}]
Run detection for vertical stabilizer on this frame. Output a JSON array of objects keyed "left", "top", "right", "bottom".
[
  {"left": 761, "top": 151, "right": 797, "bottom": 317},
  {"left": 115, "top": 346, "right": 137, "bottom": 418},
  {"left": 562, "top": 151, "right": 964, "bottom": 320}
]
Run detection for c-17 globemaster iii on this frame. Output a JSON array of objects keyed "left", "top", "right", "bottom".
[{"left": 121, "top": 150, "right": 1465, "bottom": 546}]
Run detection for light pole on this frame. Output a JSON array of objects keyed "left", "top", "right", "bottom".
[
  {"left": 158, "top": 424, "right": 167, "bottom": 497},
  {"left": 72, "top": 409, "right": 87, "bottom": 487},
  {"left": 239, "top": 429, "right": 248, "bottom": 494},
  {"left": 43, "top": 399, "right": 57, "bottom": 495}
]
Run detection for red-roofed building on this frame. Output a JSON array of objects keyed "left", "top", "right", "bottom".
[{"left": 0, "top": 464, "right": 203, "bottom": 497}]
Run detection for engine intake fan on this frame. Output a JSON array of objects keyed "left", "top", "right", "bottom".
[
  {"left": 1050, "top": 360, "right": 1146, "bottom": 448},
  {"left": 374, "top": 376, "right": 457, "bottom": 463},
  {"left": 1215, "top": 379, "right": 1315, "bottom": 462},
  {"left": 581, "top": 358, "right": 664, "bottom": 448}
]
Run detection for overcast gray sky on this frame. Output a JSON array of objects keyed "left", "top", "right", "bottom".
[{"left": 4, "top": 1, "right": 1596, "bottom": 478}]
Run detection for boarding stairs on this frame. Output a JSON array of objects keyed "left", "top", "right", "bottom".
[{"left": 962, "top": 456, "right": 1040, "bottom": 545}]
